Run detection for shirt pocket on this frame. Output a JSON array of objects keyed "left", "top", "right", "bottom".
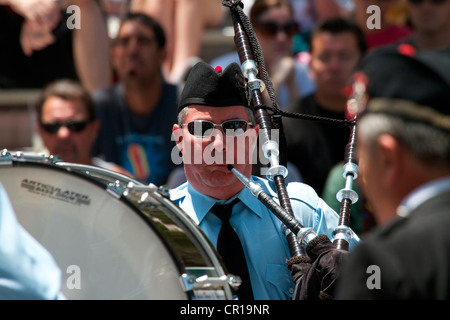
[{"left": 265, "top": 263, "right": 294, "bottom": 299}]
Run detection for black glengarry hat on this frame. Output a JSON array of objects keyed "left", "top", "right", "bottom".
[
  {"left": 178, "top": 62, "right": 251, "bottom": 114},
  {"left": 359, "top": 44, "right": 450, "bottom": 131}
]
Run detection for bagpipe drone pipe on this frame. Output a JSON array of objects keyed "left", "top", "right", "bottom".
[{"left": 221, "top": 0, "right": 367, "bottom": 300}]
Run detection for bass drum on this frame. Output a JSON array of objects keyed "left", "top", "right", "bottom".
[{"left": 0, "top": 151, "right": 235, "bottom": 300}]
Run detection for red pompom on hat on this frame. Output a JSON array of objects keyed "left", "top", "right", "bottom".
[{"left": 178, "top": 62, "right": 251, "bottom": 114}]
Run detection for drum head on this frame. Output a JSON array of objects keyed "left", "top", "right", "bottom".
[{"left": 0, "top": 160, "right": 187, "bottom": 299}]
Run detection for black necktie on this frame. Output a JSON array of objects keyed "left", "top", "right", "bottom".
[{"left": 211, "top": 199, "right": 254, "bottom": 300}]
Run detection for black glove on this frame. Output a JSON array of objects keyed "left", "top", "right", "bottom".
[{"left": 287, "top": 234, "right": 349, "bottom": 300}]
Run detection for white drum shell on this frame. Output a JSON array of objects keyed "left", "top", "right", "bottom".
[{"left": 0, "top": 157, "right": 232, "bottom": 300}]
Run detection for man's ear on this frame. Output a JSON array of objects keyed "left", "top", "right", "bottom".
[
  {"left": 158, "top": 46, "right": 167, "bottom": 66},
  {"left": 254, "top": 124, "right": 260, "bottom": 137},
  {"left": 249, "top": 124, "right": 259, "bottom": 147},
  {"left": 91, "top": 119, "right": 100, "bottom": 134},
  {"left": 173, "top": 124, "right": 183, "bottom": 153},
  {"left": 36, "top": 122, "right": 43, "bottom": 136},
  {"left": 377, "top": 134, "right": 403, "bottom": 186},
  {"left": 110, "top": 46, "right": 119, "bottom": 73}
]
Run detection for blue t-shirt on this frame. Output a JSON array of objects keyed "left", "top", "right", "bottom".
[{"left": 92, "top": 81, "right": 178, "bottom": 185}]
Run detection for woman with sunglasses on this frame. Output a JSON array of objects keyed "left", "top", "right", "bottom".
[
  {"left": 406, "top": 0, "right": 450, "bottom": 51},
  {"left": 211, "top": 0, "right": 315, "bottom": 109}
]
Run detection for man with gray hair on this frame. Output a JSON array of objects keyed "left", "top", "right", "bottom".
[
  {"left": 336, "top": 45, "right": 450, "bottom": 299},
  {"left": 170, "top": 61, "right": 359, "bottom": 300}
]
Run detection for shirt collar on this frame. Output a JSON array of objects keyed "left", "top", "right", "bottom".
[
  {"left": 172, "top": 179, "right": 266, "bottom": 224},
  {"left": 397, "top": 176, "right": 450, "bottom": 218}
]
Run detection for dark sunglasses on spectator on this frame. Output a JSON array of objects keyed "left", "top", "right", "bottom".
[
  {"left": 255, "top": 20, "right": 299, "bottom": 37},
  {"left": 409, "top": 0, "right": 447, "bottom": 4},
  {"left": 181, "top": 119, "right": 253, "bottom": 137},
  {"left": 40, "top": 120, "right": 89, "bottom": 134}
]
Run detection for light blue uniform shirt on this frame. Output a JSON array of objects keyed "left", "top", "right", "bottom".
[
  {"left": 0, "top": 183, "right": 64, "bottom": 300},
  {"left": 170, "top": 176, "right": 359, "bottom": 300}
]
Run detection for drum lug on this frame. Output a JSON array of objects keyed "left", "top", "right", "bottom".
[
  {"left": 0, "top": 149, "right": 61, "bottom": 165},
  {"left": 109, "top": 181, "right": 158, "bottom": 199},
  {"left": 106, "top": 180, "right": 126, "bottom": 198},
  {"left": 0, "top": 149, "right": 12, "bottom": 165},
  {"left": 179, "top": 273, "right": 241, "bottom": 292},
  {"left": 157, "top": 185, "right": 171, "bottom": 199}
]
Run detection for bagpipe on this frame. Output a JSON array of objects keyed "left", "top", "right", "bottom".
[{"left": 221, "top": 0, "right": 367, "bottom": 300}]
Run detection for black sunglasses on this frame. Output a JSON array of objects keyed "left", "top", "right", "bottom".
[
  {"left": 255, "top": 20, "right": 299, "bottom": 37},
  {"left": 40, "top": 120, "right": 89, "bottom": 134},
  {"left": 409, "top": 0, "right": 447, "bottom": 4},
  {"left": 181, "top": 119, "right": 253, "bottom": 137}
]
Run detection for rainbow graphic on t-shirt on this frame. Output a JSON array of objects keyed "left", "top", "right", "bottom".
[{"left": 127, "top": 143, "right": 150, "bottom": 182}]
